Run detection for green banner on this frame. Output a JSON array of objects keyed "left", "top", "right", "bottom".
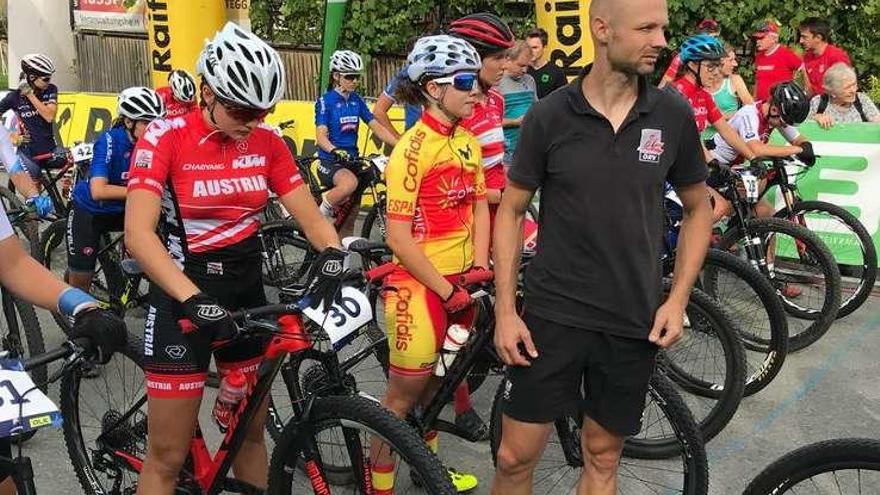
[
  {"left": 768, "top": 122, "right": 880, "bottom": 267},
  {"left": 319, "top": 0, "right": 349, "bottom": 91}
]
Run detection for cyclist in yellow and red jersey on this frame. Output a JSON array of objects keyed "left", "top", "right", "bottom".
[
  {"left": 125, "top": 23, "right": 341, "bottom": 494},
  {"left": 370, "top": 35, "right": 489, "bottom": 494},
  {"left": 449, "top": 13, "right": 515, "bottom": 227}
]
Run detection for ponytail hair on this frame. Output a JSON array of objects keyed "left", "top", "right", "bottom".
[{"left": 393, "top": 76, "right": 429, "bottom": 107}]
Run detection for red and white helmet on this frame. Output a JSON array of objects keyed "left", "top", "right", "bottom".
[{"left": 197, "top": 22, "right": 285, "bottom": 110}]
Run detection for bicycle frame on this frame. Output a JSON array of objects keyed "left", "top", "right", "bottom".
[
  {"left": 298, "top": 156, "right": 387, "bottom": 231},
  {"left": 96, "top": 306, "right": 331, "bottom": 495}
]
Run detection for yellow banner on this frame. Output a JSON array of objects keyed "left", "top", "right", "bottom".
[
  {"left": 535, "top": 0, "right": 593, "bottom": 80},
  {"left": 55, "top": 93, "right": 402, "bottom": 161},
  {"left": 146, "top": 0, "right": 226, "bottom": 88}
]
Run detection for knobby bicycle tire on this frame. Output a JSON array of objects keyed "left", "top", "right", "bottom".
[
  {"left": 267, "top": 395, "right": 455, "bottom": 495},
  {"left": 0, "top": 186, "right": 40, "bottom": 255},
  {"left": 660, "top": 285, "right": 746, "bottom": 446},
  {"left": 776, "top": 200, "right": 877, "bottom": 319},
  {"left": 717, "top": 217, "right": 841, "bottom": 352},
  {"left": 699, "top": 249, "right": 788, "bottom": 397},
  {"left": 744, "top": 438, "right": 880, "bottom": 494},
  {"left": 489, "top": 373, "right": 708, "bottom": 494},
  {"left": 61, "top": 333, "right": 146, "bottom": 495},
  {"left": 260, "top": 219, "right": 316, "bottom": 289}
]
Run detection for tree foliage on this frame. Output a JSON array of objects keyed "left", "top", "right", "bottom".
[{"left": 251, "top": 0, "right": 880, "bottom": 85}]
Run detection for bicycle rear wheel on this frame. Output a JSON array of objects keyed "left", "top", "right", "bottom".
[
  {"left": 260, "top": 219, "right": 316, "bottom": 292},
  {"left": 489, "top": 373, "right": 708, "bottom": 494},
  {"left": 267, "top": 395, "right": 455, "bottom": 495},
  {"left": 698, "top": 249, "right": 788, "bottom": 397},
  {"left": 744, "top": 438, "right": 880, "bottom": 494},
  {"left": 60, "top": 333, "right": 147, "bottom": 495},
  {"left": 776, "top": 200, "right": 877, "bottom": 319},
  {"left": 718, "top": 217, "right": 841, "bottom": 352}
]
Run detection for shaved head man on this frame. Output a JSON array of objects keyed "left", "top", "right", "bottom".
[{"left": 490, "top": 0, "right": 713, "bottom": 493}]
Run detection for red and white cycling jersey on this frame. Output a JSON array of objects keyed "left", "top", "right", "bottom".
[
  {"left": 710, "top": 102, "right": 800, "bottom": 165},
  {"left": 461, "top": 88, "right": 507, "bottom": 190},
  {"left": 128, "top": 111, "right": 303, "bottom": 259},
  {"left": 671, "top": 77, "right": 723, "bottom": 133}
]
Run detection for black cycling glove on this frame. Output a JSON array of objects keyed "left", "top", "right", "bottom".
[
  {"left": 180, "top": 293, "right": 237, "bottom": 342},
  {"left": 796, "top": 142, "right": 816, "bottom": 167},
  {"left": 69, "top": 308, "right": 128, "bottom": 365},
  {"left": 331, "top": 148, "right": 351, "bottom": 163},
  {"left": 305, "top": 247, "right": 349, "bottom": 309}
]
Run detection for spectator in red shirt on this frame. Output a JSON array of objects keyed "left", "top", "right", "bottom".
[
  {"left": 799, "top": 17, "right": 852, "bottom": 97},
  {"left": 753, "top": 19, "right": 803, "bottom": 101},
  {"left": 658, "top": 18, "right": 720, "bottom": 88}
]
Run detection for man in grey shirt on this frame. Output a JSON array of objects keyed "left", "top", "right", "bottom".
[{"left": 499, "top": 40, "right": 538, "bottom": 165}]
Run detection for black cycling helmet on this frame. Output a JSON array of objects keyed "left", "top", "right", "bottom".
[
  {"left": 679, "top": 35, "right": 725, "bottom": 64},
  {"left": 448, "top": 13, "right": 514, "bottom": 55},
  {"left": 770, "top": 81, "right": 810, "bottom": 125}
]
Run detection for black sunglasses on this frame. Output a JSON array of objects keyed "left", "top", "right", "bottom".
[
  {"left": 216, "top": 95, "right": 271, "bottom": 122},
  {"left": 342, "top": 73, "right": 361, "bottom": 81}
]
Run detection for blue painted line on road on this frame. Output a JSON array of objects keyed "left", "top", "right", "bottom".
[{"left": 708, "top": 316, "right": 880, "bottom": 462}]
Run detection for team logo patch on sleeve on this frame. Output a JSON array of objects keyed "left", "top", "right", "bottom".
[
  {"left": 134, "top": 149, "right": 154, "bottom": 169},
  {"left": 637, "top": 129, "right": 665, "bottom": 164}
]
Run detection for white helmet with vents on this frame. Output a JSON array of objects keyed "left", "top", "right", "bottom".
[
  {"left": 330, "top": 50, "right": 364, "bottom": 73},
  {"left": 168, "top": 69, "right": 196, "bottom": 103},
  {"left": 118, "top": 86, "right": 166, "bottom": 121},
  {"left": 197, "top": 22, "right": 286, "bottom": 110},
  {"left": 21, "top": 53, "right": 55, "bottom": 76},
  {"left": 406, "top": 35, "right": 481, "bottom": 82}
]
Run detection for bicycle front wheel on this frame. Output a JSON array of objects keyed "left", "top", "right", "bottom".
[
  {"left": 776, "top": 200, "right": 877, "bottom": 319},
  {"left": 744, "top": 438, "right": 880, "bottom": 494},
  {"left": 718, "top": 217, "right": 841, "bottom": 352},
  {"left": 268, "top": 395, "right": 455, "bottom": 495}
]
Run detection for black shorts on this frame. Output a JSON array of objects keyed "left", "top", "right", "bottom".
[
  {"left": 143, "top": 252, "right": 268, "bottom": 398},
  {"left": 316, "top": 158, "right": 347, "bottom": 188},
  {"left": 501, "top": 312, "right": 659, "bottom": 436},
  {"left": 66, "top": 206, "right": 124, "bottom": 272},
  {"left": 0, "top": 437, "right": 10, "bottom": 482}
]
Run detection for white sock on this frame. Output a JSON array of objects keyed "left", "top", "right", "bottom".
[{"left": 319, "top": 199, "right": 335, "bottom": 218}]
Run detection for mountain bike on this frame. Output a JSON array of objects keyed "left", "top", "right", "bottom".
[
  {"left": 744, "top": 438, "right": 880, "bottom": 494},
  {"left": 35, "top": 220, "right": 147, "bottom": 333},
  {"left": 269, "top": 244, "right": 709, "bottom": 493},
  {"left": 61, "top": 297, "right": 454, "bottom": 494},
  {"left": 664, "top": 184, "right": 788, "bottom": 397},
  {"left": 757, "top": 155, "right": 875, "bottom": 318},
  {"left": 9, "top": 143, "right": 94, "bottom": 221},
  {"left": 0, "top": 329, "right": 119, "bottom": 494},
  {"left": 711, "top": 159, "right": 842, "bottom": 352}
]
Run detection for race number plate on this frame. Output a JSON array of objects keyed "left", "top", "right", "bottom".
[
  {"left": 71, "top": 142, "right": 94, "bottom": 163},
  {"left": 740, "top": 171, "right": 760, "bottom": 203},
  {"left": 0, "top": 360, "right": 62, "bottom": 438},
  {"left": 370, "top": 155, "right": 389, "bottom": 174},
  {"left": 302, "top": 286, "right": 373, "bottom": 349}
]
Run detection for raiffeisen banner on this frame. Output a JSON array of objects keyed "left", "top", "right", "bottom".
[
  {"left": 145, "top": 0, "right": 226, "bottom": 88},
  {"left": 534, "top": 0, "right": 593, "bottom": 80}
]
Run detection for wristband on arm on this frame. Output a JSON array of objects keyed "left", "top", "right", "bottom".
[{"left": 58, "top": 288, "right": 97, "bottom": 318}]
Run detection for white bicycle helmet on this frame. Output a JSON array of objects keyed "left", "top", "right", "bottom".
[
  {"left": 21, "top": 53, "right": 55, "bottom": 76},
  {"left": 329, "top": 50, "right": 364, "bottom": 73},
  {"left": 118, "top": 86, "right": 166, "bottom": 121},
  {"left": 197, "top": 22, "right": 285, "bottom": 110},
  {"left": 168, "top": 69, "right": 196, "bottom": 103},
  {"left": 406, "top": 35, "right": 481, "bottom": 82}
]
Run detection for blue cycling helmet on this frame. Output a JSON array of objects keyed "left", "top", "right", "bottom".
[{"left": 678, "top": 35, "right": 725, "bottom": 64}]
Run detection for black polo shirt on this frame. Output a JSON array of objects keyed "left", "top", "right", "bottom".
[
  {"left": 528, "top": 62, "right": 568, "bottom": 99},
  {"left": 509, "top": 66, "right": 707, "bottom": 340}
]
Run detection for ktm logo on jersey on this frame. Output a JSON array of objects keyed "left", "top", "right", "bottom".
[
  {"left": 232, "top": 154, "right": 267, "bottom": 169},
  {"left": 192, "top": 176, "right": 268, "bottom": 197}
]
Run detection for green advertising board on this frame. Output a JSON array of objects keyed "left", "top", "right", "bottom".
[{"left": 768, "top": 122, "right": 880, "bottom": 267}]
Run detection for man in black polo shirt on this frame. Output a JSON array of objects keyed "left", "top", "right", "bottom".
[
  {"left": 526, "top": 28, "right": 568, "bottom": 99},
  {"left": 490, "top": 0, "right": 713, "bottom": 493}
]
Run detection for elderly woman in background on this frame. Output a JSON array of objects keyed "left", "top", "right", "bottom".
[{"left": 809, "top": 62, "right": 880, "bottom": 128}]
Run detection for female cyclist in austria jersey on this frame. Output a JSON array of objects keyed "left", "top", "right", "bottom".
[
  {"left": 314, "top": 49, "right": 398, "bottom": 235},
  {"left": 125, "top": 23, "right": 341, "bottom": 494},
  {"left": 67, "top": 87, "right": 165, "bottom": 293},
  {"left": 369, "top": 35, "right": 489, "bottom": 494}
]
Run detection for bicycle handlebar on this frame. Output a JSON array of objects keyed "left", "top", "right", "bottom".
[{"left": 20, "top": 337, "right": 91, "bottom": 371}]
